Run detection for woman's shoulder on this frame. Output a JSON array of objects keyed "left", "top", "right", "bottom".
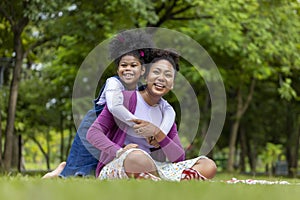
[{"left": 158, "top": 97, "right": 171, "bottom": 106}]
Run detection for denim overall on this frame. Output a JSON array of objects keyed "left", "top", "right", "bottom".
[{"left": 60, "top": 79, "right": 114, "bottom": 177}]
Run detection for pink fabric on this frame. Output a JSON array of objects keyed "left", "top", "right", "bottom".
[{"left": 87, "top": 91, "right": 185, "bottom": 177}]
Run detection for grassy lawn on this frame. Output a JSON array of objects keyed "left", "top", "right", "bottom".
[{"left": 0, "top": 173, "right": 299, "bottom": 200}]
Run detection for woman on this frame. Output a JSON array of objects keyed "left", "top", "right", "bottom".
[{"left": 87, "top": 49, "right": 217, "bottom": 181}]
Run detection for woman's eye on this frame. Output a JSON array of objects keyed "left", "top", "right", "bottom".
[{"left": 165, "top": 73, "right": 173, "bottom": 78}]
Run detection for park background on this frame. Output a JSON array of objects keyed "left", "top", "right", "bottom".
[{"left": 0, "top": 0, "right": 299, "bottom": 179}]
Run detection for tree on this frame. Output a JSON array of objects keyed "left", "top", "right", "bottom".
[
  {"left": 184, "top": 0, "right": 300, "bottom": 172},
  {"left": 0, "top": 0, "right": 29, "bottom": 170},
  {"left": 0, "top": 0, "right": 72, "bottom": 171}
]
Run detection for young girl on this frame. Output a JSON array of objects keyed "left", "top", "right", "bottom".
[
  {"left": 86, "top": 49, "right": 217, "bottom": 181},
  {"left": 42, "top": 30, "right": 176, "bottom": 178}
]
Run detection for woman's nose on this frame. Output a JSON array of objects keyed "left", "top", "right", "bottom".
[{"left": 157, "top": 74, "right": 165, "bottom": 81}]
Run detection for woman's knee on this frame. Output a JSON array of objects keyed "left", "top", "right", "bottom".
[
  {"left": 123, "top": 150, "right": 156, "bottom": 173},
  {"left": 192, "top": 157, "right": 217, "bottom": 179}
]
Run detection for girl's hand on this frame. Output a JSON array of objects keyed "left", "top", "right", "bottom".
[
  {"left": 130, "top": 119, "right": 160, "bottom": 137},
  {"left": 116, "top": 143, "right": 138, "bottom": 158},
  {"left": 124, "top": 143, "right": 139, "bottom": 150}
]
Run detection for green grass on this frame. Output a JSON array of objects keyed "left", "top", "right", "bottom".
[{"left": 0, "top": 174, "right": 299, "bottom": 200}]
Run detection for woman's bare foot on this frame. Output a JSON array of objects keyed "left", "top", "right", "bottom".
[{"left": 42, "top": 161, "right": 66, "bottom": 179}]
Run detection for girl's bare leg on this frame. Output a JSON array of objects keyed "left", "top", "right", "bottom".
[{"left": 42, "top": 162, "right": 66, "bottom": 179}]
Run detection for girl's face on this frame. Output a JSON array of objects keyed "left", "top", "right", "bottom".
[
  {"left": 117, "top": 55, "right": 145, "bottom": 90},
  {"left": 145, "top": 59, "right": 175, "bottom": 97}
]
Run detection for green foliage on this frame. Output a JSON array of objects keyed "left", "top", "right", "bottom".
[
  {"left": 1, "top": 0, "right": 300, "bottom": 173},
  {"left": 260, "top": 142, "right": 283, "bottom": 175},
  {"left": 278, "top": 78, "right": 297, "bottom": 101}
]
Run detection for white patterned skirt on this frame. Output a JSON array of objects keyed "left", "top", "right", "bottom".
[{"left": 98, "top": 148, "right": 207, "bottom": 182}]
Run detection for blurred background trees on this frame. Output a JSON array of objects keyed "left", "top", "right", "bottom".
[{"left": 0, "top": 0, "right": 299, "bottom": 177}]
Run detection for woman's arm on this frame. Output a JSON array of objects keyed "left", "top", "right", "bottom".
[
  {"left": 132, "top": 119, "right": 185, "bottom": 163},
  {"left": 86, "top": 105, "right": 122, "bottom": 157},
  {"left": 155, "top": 123, "right": 185, "bottom": 163}
]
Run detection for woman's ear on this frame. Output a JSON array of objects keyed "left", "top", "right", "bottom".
[{"left": 141, "top": 65, "right": 146, "bottom": 76}]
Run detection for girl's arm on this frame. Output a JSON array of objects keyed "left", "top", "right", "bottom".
[
  {"left": 86, "top": 105, "right": 121, "bottom": 157},
  {"left": 104, "top": 77, "right": 137, "bottom": 127},
  {"left": 105, "top": 78, "right": 176, "bottom": 134}
]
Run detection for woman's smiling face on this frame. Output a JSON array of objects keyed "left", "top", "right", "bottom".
[{"left": 145, "top": 59, "right": 175, "bottom": 97}]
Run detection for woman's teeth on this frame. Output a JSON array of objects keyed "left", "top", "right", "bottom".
[{"left": 154, "top": 83, "right": 165, "bottom": 88}]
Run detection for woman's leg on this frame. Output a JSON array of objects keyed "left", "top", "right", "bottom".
[
  {"left": 123, "top": 150, "right": 160, "bottom": 180},
  {"left": 190, "top": 157, "right": 217, "bottom": 179},
  {"left": 180, "top": 157, "right": 217, "bottom": 181}
]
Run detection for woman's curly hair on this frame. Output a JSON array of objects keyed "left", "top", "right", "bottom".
[
  {"left": 148, "top": 48, "right": 180, "bottom": 72},
  {"left": 109, "top": 30, "right": 154, "bottom": 66}
]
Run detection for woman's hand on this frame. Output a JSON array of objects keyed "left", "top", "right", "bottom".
[
  {"left": 147, "top": 136, "right": 160, "bottom": 148},
  {"left": 130, "top": 119, "right": 160, "bottom": 137}
]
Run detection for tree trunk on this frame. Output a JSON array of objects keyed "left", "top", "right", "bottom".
[
  {"left": 30, "top": 135, "right": 50, "bottom": 170},
  {"left": 60, "top": 112, "right": 64, "bottom": 161},
  {"left": 201, "top": 92, "right": 213, "bottom": 158},
  {"left": 18, "top": 134, "right": 23, "bottom": 172},
  {"left": 46, "top": 130, "right": 51, "bottom": 170},
  {"left": 227, "top": 117, "right": 240, "bottom": 172},
  {"left": 246, "top": 135, "right": 256, "bottom": 174},
  {"left": 3, "top": 31, "right": 24, "bottom": 171},
  {"left": 1, "top": 10, "right": 29, "bottom": 170},
  {"left": 227, "top": 79, "right": 255, "bottom": 172},
  {"left": 286, "top": 107, "right": 300, "bottom": 178},
  {"left": 66, "top": 124, "right": 75, "bottom": 160},
  {"left": 239, "top": 127, "right": 247, "bottom": 173},
  {"left": 0, "top": 101, "right": 2, "bottom": 167},
  {"left": 11, "top": 134, "right": 20, "bottom": 170}
]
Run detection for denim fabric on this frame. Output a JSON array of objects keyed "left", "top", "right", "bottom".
[{"left": 60, "top": 109, "right": 101, "bottom": 177}]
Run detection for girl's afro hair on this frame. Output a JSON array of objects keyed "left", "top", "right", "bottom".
[{"left": 109, "top": 29, "right": 154, "bottom": 65}]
